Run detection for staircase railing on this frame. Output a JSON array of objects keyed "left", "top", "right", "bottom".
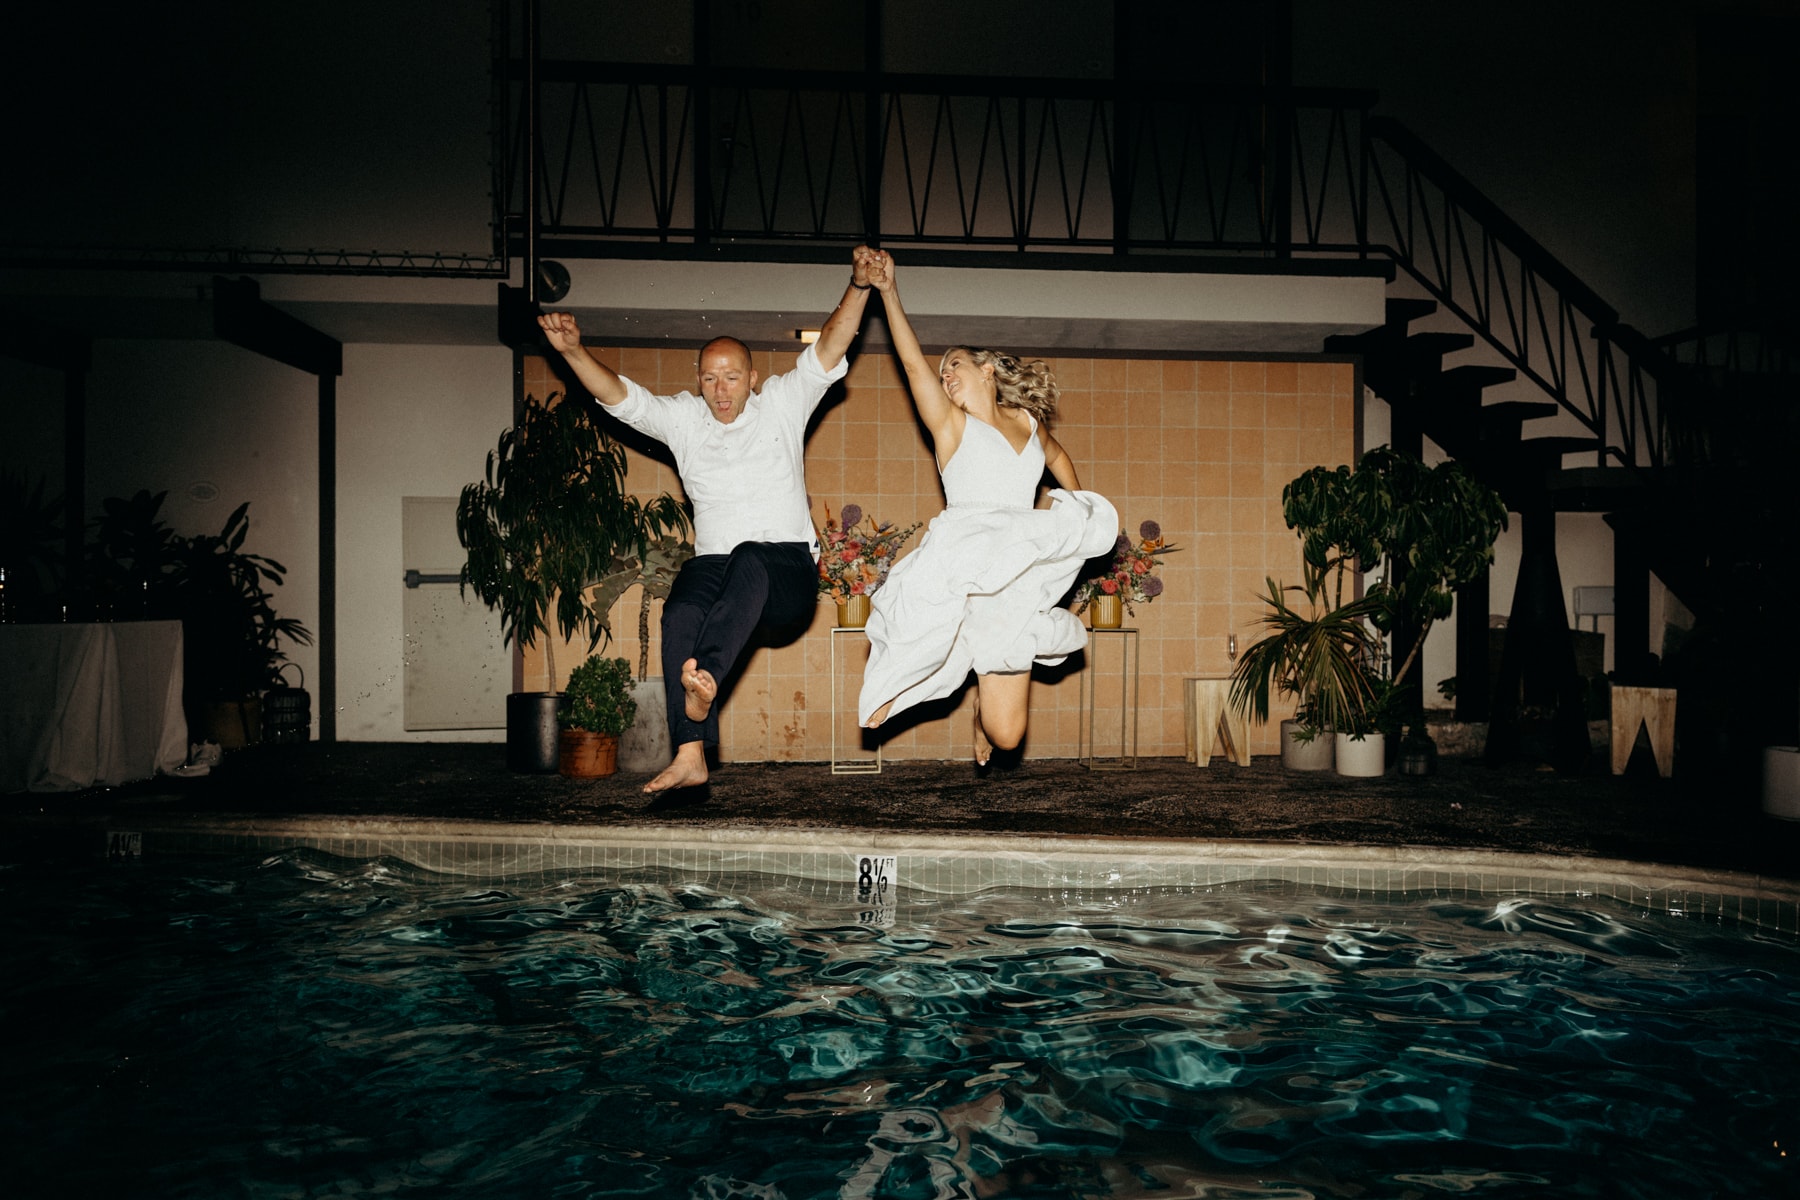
[
  {"left": 502, "top": 61, "right": 1689, "bottom": 471},
  {"left": 1354, "top": 120, "right": 1680, "bottom": 472}
]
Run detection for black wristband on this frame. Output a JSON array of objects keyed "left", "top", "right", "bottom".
[{"left": 850, "top": 280, "right": 872, "bottom": 290}]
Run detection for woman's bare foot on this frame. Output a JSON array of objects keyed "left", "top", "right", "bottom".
[
  {"left": 972, "top": 695, "right": 992, "bottom": 767},
  {"left": 681, "top": 658, "right": 717, "bottom": 723},
  {"left": 862, "top": 700, "right": 893, "bottom": 729},
  {"left": 644, "top": 741, "right": 709, "bottom": 794}
]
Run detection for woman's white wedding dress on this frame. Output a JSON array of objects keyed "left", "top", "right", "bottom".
[{"left": 857, "top": 413, "right": 1118, "bottom": 725}]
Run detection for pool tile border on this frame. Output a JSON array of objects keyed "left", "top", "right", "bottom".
[{"left": 97, "top": 813, "right": 1800, "bottom": 937}]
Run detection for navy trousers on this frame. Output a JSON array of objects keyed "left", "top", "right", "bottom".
[{"left": 661, "top": 541, "right": 816, "bottom": 749}]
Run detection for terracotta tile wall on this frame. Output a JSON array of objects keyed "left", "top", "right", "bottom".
[{"left": 522, "top": 349, "right": 1356, "bottom": 762}]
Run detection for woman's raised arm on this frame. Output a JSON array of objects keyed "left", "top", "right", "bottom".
[{"left": 863, "top": 249, "right": 960, "bottom": 449}]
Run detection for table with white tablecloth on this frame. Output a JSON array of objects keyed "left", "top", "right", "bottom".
[{"left": 0, "top": 620, "right": 189, "bottom": 793}]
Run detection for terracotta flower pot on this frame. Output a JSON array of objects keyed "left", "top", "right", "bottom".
[
  {"left": 558, "top": 729, "right": 619, "bottom": 778},
  {"left": 1090, "top": 593, "right": 1124, "bottom": 629},
  {"left": 837, "top": 594, "right": 872, "bottom": 628}
]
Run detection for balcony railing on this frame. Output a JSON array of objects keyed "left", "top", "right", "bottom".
[{"left": 503, "top": 61, "right": 1695, "bottom": 474}]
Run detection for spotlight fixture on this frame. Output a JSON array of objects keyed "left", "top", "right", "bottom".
[
  {"left": 795, "top": 328, "right": 821, "bottom": 344},
  {"left": 535, "top": 259, "right": 571, "bottom": 303}
]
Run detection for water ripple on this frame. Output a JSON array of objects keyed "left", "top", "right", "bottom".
[{"left": 2, "top": 852, "right": 1796, "bottom": 1198}]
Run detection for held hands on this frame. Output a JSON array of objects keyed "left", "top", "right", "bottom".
[
  {"left": 851, "top": 245, "right": 894, "bottom": 292},
  {"left": 537, "top": 310, "right": 583, "bottom": 355}
]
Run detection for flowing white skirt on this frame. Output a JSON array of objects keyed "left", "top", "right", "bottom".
[{"left": 857, "top": 489, "right": 1119, "bottom": 725}]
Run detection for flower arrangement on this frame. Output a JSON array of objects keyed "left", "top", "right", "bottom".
[
  {"left": 1073, "top": 519, "right": 1180, "bottom": 614},
  {"left": 816, "top": 503, "right": 921, "bottom": 601}
]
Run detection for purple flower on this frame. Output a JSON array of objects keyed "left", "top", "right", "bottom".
[
  {"left": 1113, "top": 533, "right": 1131, "bottom": 555},
  {"left": 840, "top": 503, "right": 863, "bottom": 529},
  {"left": 1139, "top": 519, "right": 1161, "bottom": 542},
  {"left": 1141, "top": 576, "right": 1164, "bottom": 598}
]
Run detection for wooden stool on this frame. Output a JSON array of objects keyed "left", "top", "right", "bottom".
[
  {"left": 1185, "top": 675, "right": 1251, "bottom": 767},
  {"left": 1610, "top": 685, "right": 1676, "bottom": 777}
]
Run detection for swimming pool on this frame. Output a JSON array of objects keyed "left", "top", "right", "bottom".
[{"left": 4, "top": 841, "right": 1796, "bottom": 1198}]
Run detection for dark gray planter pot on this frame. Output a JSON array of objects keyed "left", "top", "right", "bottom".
[{"left": 506, "top": 691, "right": 562, "bottom": 773}]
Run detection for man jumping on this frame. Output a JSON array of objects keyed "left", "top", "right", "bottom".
[{"left": 537, "top": 249, "right": 876, "bottom": 793}]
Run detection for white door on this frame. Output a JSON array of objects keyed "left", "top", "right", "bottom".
[{"left": 401, "top": 496, "right": 506, "bottom": 730}]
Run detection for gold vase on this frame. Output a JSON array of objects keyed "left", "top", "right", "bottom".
[
  {"left": 837, "top": 593, "right": 872, "bottom": 628},
  {"left": 1090, "top": 593, "right": 1124, "bottom": 629}
]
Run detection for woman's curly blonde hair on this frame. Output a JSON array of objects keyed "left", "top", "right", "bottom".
[{"left": 941, "top": 346, "right": 1058, "bottom": 423}]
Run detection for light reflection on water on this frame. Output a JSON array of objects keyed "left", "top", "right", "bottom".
[{"left": 2, "top": 849, "right": 1796, "bottom": 1198}]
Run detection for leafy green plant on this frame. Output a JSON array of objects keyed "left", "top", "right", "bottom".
[
  {"left": 1232, "top": 447, "right": 1503, "bottom": 742},
  {"left": 457, "top": 393, "right": 690, "bottom": 689},
  {"left": 176, "top": 501, "right": 314, "bottom": 703},
  {"left": 1229, "top": 565, "right": 1385, "bottom": 737},
  {"left": 558, "top": 654, "right": 636, "bottom": 736},
  {"left": 86, "top": 488, "right": 181, "bottom": 617},
  {"left": 1284, "top": 447, "right": 1507, "bottom": 686},
  {"left": 86, "top": 489, "right": 312, "bottom": 707}
]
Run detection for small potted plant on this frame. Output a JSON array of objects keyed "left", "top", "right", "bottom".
[
  {"left": 816, "top": 503, "right": 921, "bottom": 627},
  {"left": 558, "top": 653, "right": 636, "bottom": 778},
  {"left": 1073, "top": 520, "right": 1180, "bottom": 628}
]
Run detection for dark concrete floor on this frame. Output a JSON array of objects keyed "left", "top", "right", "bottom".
[{"left": 6, "top": 739, "right": 1799, "bottom": 882}]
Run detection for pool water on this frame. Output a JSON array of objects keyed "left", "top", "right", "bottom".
[{"left": 3, "top": 849, "right": 1796, "bottom": 1199}]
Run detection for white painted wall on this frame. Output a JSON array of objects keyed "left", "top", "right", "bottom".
[
  {"left": 58, "top": 337, "right": 511, "bottom": 744},
  {"left": 335, "top": 344, "right": 514, "bottom": 741}
]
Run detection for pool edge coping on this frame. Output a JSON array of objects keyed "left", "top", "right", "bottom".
[{"left": 49, "top": 809, "right": 1800, "bottom": 909}]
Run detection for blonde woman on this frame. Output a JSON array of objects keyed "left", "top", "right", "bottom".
[{"left": 855, "top": 246, "right": 1117, "bottom": 767}]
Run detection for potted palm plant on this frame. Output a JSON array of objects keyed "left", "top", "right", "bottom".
[
  {"left": 557, "top": 653, "right": 635, "bottom": 777},
  {"left": 457, "top": 392, "right": 689, "bottom": 773},
  {"left": 1230, "top": 564, "right": 1385, "bottom": 771}
]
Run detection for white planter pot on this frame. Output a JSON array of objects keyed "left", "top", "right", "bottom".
[
  {"left": 1280, "top": 720, "right": 1334, "bottom": 771},
  {"left": 1762, "top": 746, "right": 1800, "bottom": 821},
  {"left": 618, "top": 679, "right": 671, "bottom": 773},
  {"left": 1335, "top": 731, "right": 1387, "bottom": 778}
]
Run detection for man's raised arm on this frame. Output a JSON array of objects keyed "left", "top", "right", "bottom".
[
  {"left": 810, "top": 246, "right": 882, "bottom": 371},
  {"left": 537, "top": 311, "right": 628, "bottom": 406}
]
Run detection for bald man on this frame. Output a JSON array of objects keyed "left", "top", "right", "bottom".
[{"left": 538, "top": 248, "right": 878, "bottom": 793}]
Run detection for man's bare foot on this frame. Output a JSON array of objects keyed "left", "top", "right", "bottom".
[
  {"left": 644, "top": 741, "right": 709, "bottom": 794},
  {"left": 972, "top": 695, "right": 992, "bottom": 767},
  {"left": 681, "top": 658, "right": 717, "bottom": 723},
  {"left": 862, "top": 700, "right": 893, "bottom": 729}
]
